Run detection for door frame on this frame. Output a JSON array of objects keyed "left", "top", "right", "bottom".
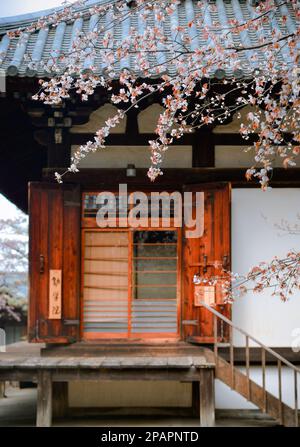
[{"left": 80, "top": 227, "right": 182, "bottom": 341}]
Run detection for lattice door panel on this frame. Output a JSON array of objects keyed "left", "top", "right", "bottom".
[
  {"left": 82, "top": 230, "right": 179, "bottom": 339},
  {"left": 83, "top": 231, "right": 129, "bottom": 337}
]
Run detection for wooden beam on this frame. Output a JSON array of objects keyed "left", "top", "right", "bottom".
[
  {"left": 0, "top": 367, "right": 214, "bottom": 383},
  {"left": 36, "top": 370, "right": 53, "bottom": 427},
  {"left": 43, "top": 167, "right": 300, "bottom": 188},
  {"left": 69, "top": 406, "right": 192, "bottom": 417},
  {"left": 0, "top": 382, "right": 5, "bottom": 398},
  {"left": 199, "top": 369, "right": 215, "bottom": 427}
]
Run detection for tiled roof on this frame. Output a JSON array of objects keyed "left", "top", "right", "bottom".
[{"left": 0, "top": 0, "right": 297, "bottom": 79}]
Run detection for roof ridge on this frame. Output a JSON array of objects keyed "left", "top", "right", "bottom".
[{"left": 0, "top": 0, "right": 105, "bottom": 31}]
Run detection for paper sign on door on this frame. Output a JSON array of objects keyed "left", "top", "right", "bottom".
[
  {"left": 194, "top": 285, "right": 215, "bottom": 306},
  {"left": 49, "top": 269, "right": 62, "bottom": 319}
]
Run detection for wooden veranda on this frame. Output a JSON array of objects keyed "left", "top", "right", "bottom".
[{"left": 0, "top": 341, "right": 215, "bottom": 427}]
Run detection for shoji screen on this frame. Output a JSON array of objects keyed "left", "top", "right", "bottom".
[
  {"left": 83, "top": 231, "right": 129, "bottom": 337},
  {"left": 82, "top": 229, "right": 179, "bottom": 339}
]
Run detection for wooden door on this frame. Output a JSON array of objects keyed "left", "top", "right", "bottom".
[
  {"left": 182, "top": 183, "right": 231, "bottom": 343},
  {"left": 28, "top": 182, "right": 81, "bottom": 343}
]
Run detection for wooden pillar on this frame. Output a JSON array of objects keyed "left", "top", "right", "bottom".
[
  {"left": 192, "top": 128, "right": 215, "bottom": 167},
  {"left": 53, "top": 382, "right": 68, "bottom": 419},
  {"left": 125, "top": 107, "right": 139, "bottom": 136},
  {"left": 199, "top": 369, "right": 215, "bottom": 427},
  {"left": 192, "top": 382, "right": 200, "bottom": 417},
  {"left": 36, "top": 370, "right": 52, "bottom": 427},
  {"left": 47, "top": 128, "right": 71, "bottom": 168},
  {"left": 0, "top": 382, "right": 5, "bottom": 398}
]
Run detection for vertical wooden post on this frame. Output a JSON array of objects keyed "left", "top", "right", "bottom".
[
  {"left": 36, "top": 370, "right": 52, "bottom": 427},
  {"left": 278, "top": 360, "right": 283, "bottom": 425},
  {"left": 53, "top": 382, "right": 68, "bottom": 419},
  {"left": 0, "top": 382, "right": 5, "bottom": 398},
  {"left": 192, "top": 128, "right": 215, "bottom": 167},
  {"left": 294, "top": 370, "right": 299, "bottom": 427},
  {"left": 262, "top": 348, "right": 267, "bottom": 413},
  {"left": 199, "top": 369, "right": 215, "bottom": 427},
  {"left": 192, "top": 382, "right": 200, "bottom": 418},
  {"left": 47, "top": 128, "right": 71, "bottom": 168},
  {"left": 229, "top": 325, "right": 234, "bottom": 389}
]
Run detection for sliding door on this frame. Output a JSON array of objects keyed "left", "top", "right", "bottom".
[
  {"left": 83, "top": 231, "right": 129, "bottom": 338},
  {"left": 82, "top": 229, "right": 180, "bottom": 339}
]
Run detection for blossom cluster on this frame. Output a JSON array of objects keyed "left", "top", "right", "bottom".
[{"left": 193, "top": 250, "right": 300, "bottom": 303}]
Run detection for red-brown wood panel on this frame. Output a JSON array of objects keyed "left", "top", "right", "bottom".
[
  {"left": 182, "top": 183, "right": 231, "bottom": 343},
  {"left": 63, "top": 186, "right": 81, "bottom": 341},
  {"left": 28, "top": 182, "right": 81, "bottom": 343}
]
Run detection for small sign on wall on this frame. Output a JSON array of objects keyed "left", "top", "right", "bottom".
[
  {"left": 49, "top": 269, "right": 62, "bottom": 319},
  {"left": 194, "top": 285, "right": 215, "bottom": 306}
]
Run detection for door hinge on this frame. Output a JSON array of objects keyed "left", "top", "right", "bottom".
[
  {"left": 63, "top": 319, "right": 80, "bottom": 326},
  {"left": 39, "top": 255, "right": 45, "bottom": 274},
  {"left": 35, "top": 319, "right": 39, "bottom": 339},
  {"left": 182, "top": 320, "right": 198, "bottom": 326},
  {"left": 220, "top": 319, "right": 224, "bottom": 340},
  {"left": 64, "top": 201, "right": 81, "bottom": 207}
]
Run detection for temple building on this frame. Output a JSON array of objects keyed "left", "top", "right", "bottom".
[{"left": 0, "top": 0, "right": 299, "bottom": 427}]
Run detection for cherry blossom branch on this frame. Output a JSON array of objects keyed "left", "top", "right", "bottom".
[
  {"left": 4, "top": 0, "right": 298, "bottom": 188},
  {"left": 193, "top": 251, "right": 300, "bottom": 303},
  {"left": 227, "top": 33, "right": 296, "bottom": 52}
]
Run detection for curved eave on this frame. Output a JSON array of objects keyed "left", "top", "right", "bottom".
[{"left": 0, "top": 0, "right": 103, "bottom": 34}]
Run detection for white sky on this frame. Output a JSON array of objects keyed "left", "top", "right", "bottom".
[
  {"left": 0, "top": 0, "right": 72, "bottom": 18},
  {"left": 0, "top": 194, "right": 23, "bottom": 219}
]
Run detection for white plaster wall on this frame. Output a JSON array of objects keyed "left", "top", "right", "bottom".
[
  {"left": 69, "top": 381, "right": 192, "bottom": 408},
  {"left": 71, "top": 104, "right": 127, "bottom": 134},
  {"left": 215, "top": 146, "right": 300, "bottom": 168},
  {"left": 213, "top": 105, "right": 293, "bottom": 134},
  {"left": 232, "top": 188, "right": 300, "bottom": 347},
  {"left": 213, "top": 106, "right": 258, "bottom": 134},
  {"left": 138, "top": 104, "right": 165, "bottom": 133},
  {"left": 138, "top": 104, "right": 193, "bottom": 133},
  {"left": 71, "top": 145, "right": 192, "bottom": 168},
  {"left": 214, "top": 188, "right": 300, "bottom": 409}
]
